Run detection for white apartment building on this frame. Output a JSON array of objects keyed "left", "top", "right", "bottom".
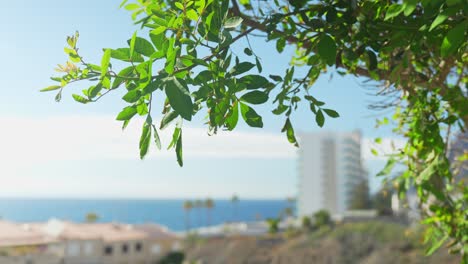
[{"left": 297, "top": 131, "right": 367, "bottom": 218}]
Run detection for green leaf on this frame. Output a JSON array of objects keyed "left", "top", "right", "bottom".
[
  {"left": 255, "top": 57, "right": 262, "bottom": 73},
  {"left": 226, "top": 101, "right": 239, "bottom": 131},
  {"left": 276, "top": 38, "right": 286, "bottom": 53},
  {"left": 186, "top": 9, "right": 199, "bottom": 21},
  {"left": 385, "top": 4, "right": 404, "bottom": 20},
  {"left": 127, "top": 37, "right": 156, "bottom": 57},
  {"left": 317, "top": 35, "right": 336, "bottom": 66},
  {"left": 176, "top": 130, "right": 183, "bottom": 167},
  {"left": 160, "top": 111, "right": 179, "bottom": 130},
  {"left": 441, "top": 22, "right": 467, "bottom": 57},
  {"left": 323, "top": 108, "right": 340, "bottom": 118},
  {"left": 429, "top": 8, "right": 455, "bottom": 31},
  {"left": 139, "top": 121, "right": 152, "bottom": 159},
  {"left": 230, "top": 62, "right": 255, "bottom": 75},
  {"left": 110, "top": 48, "right": 144, "bottom": 62},
  {"left": 129, "top": 31, "right": 137, "bottom": 58},
  {"left": 224, "top": 16, "right": 243, "bottom": 28},
  {"left": 164, "top": 77, "right": 193, "bottom": 121},
  {"left": 377, "top": 158, "right": 396, "bottom": 176},
  {"left": 40, "top": 85, "right": 61, "bottom": 92},
  {"left": 136, "top": 103, "right": 148, "bottom": 116},
  {"left": 240, "top": 91, "right": 269, "bottom": 104},
  {"left": 239, "top": 75, "right": 269, "bottom": 90},
  {"left": 366, "top": 50, "right": 377, "bottom": 70},
  {"left": 72, "top": 94, "right": 90, "bottom": 104},
  {"left": 168, "top": 127, "right": 181, "bottom": 149},
  {"left": 315, "top": 109, "right": 325, "bottom": 127},
  {"left": 425, "top": 235, "right": 448, "bottom": 256},
  {"left": 403, "top": 0, "right": 417, "bottom": 16},
  {"left": 151, "top": 124, "right": 161, "bottom": 150},
  {"left": 116, "top": 106, "right": 137, "bottom": 121},
  {"left": 112, "top": 66, "right": 134, "bottom": 89},
  {"left": 240, "top": 102, "right": 263, "bottom": 128},
  {"left": 125, "top": 3, "right": 139, "bottom": 11},
  {"left": 244, "top": 48, "right": 253, "bottom": 56},
  {"left": 119, "top": 0, "right": 128, "bottom": 8},
  {"left": 281, "top": 118, "right": 298, "bottom": 146},
  {"left": 272, "top": 104, "right": 288, "bottom": 115},
  {"left": 122, "top": 89, "right": 141, "bottom": 103},
  {"left": 269, "top": 75, "right": 283, "bottom": 82},
  {"left": 151, "top": 26, "right": 167, "bottom": 36},
  {"left": 101, "top": 49, "right": 111, "bottom": 78},
  {"left": 88, "top": 83, "right": 103, "bottom": 99}
]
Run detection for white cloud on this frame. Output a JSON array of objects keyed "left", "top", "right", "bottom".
[
  {"left": 0, "top": 115, "right": 296, "bottom": 166},
  {"left": 0, "top": 114, "right": 406, "bottom": 165}
]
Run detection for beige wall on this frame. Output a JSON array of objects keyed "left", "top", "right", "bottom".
[
  {"left": 0, "top": 255, "right": 62, "bottom": 264},
  {"left": 62, "top": 239, "right": 102, "bottom": 264},
  {"left": 144, "top": 238, "right": 182, "bottom": 263}
]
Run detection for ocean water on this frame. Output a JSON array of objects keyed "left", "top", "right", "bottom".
[{"left": 0, "top": 199, "right": 292, "bottom": 231}]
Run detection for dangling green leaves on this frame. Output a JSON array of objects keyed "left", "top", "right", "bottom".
[
  {"left": 323, "top": 109, "right": 339, "bottom": 118},
  {"left": 139, "top": 118, "right": 152, "bottom": 159},
  {"left": 116, "top": 106, "right": 137, "bottom": 121},
  {"left": 281, "top": 118, "right": 298, "bottom": 146},
  {"left": 164, "top": 77, "right": 193, "bottom": 121},
  {"left": 240, "top": 90, "right": 269, "bottom": 104},
  {"left": 101, "top": 49, "right": 111, "bottom": 78},
  {"left": 240, "top": 102, "right": 263, "bottom": 128},
  {"left": 176, "top": 129, "right": 183, "bottom": 167},
  {"left": 40, "top": 85, "right": 61, "bottom": 92},
  {"left": 226, "top": 101, "right": 239, "bottom": 131},
  {"left": 315, "top": 109, "right": 325, "bottom": 127}
]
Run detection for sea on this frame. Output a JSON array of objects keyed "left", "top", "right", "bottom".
[{"left": 0, "top": 199, "right": 292, "bottom": 231}]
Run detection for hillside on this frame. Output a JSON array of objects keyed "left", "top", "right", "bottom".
[{"left": 182, "top": 221, "right": 459, "bottom": 264}]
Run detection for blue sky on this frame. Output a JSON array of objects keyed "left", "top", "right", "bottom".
[{"left": 0, "top": 0, "right": 403, "bottom": 199}]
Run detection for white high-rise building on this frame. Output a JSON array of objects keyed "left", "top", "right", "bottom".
[{"left": 297, "top": 131, "right": 366, "bottom": 218}]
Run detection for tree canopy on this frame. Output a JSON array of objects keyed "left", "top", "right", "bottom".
[{"left": 42, "top": 0, "right": 467, "bottom": 259}]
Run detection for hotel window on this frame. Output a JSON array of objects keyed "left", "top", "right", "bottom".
[
  {"left": 135, "top": 242, "right": 143, "bottom": 252},
  {"left": 122, "top": 243, "right": 129, "bottom": 254},
  {"left": 104, "top": 245, "right": 113, "bottom": 255}
]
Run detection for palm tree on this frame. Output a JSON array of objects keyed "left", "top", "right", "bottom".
[
  {"left": 183, "top": 200, "right": 193, "bottom": 231},
  {"left": 85, "top": 212, "right": 99, "bottom": 223},
  {"left": 284, "top": 196, "right": 296, "bottom": 219},
  {"left": 204, "top": 198, "right": 215, "bottom": 226},
  {"left": 231, "top": 194, "right": 239, "bottom": 222},
  {"left": 194, "top": 199, "right": 203, "bottom": 227}
]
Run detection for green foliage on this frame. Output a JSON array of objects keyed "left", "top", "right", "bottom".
[
  {"left": 43, "top": 0, "right": 468, "bottom": 258},
  {"left": 349, "top": 179, "right": 371, "bottom": 210},
  {"left": 371, "top": 185, "right": 393, "bottom": 216},
  {"left": 301, "top": 216, "right": 313, "bottom": 231},
  {"left": 158, "top": 251, "right": 185, "bottom": 264},
  {"left": 266, "top": 218, "right": 280, "bottom": 234},
  {"left": 313, "top": 210, "right": 331, "bottom": 228}
]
